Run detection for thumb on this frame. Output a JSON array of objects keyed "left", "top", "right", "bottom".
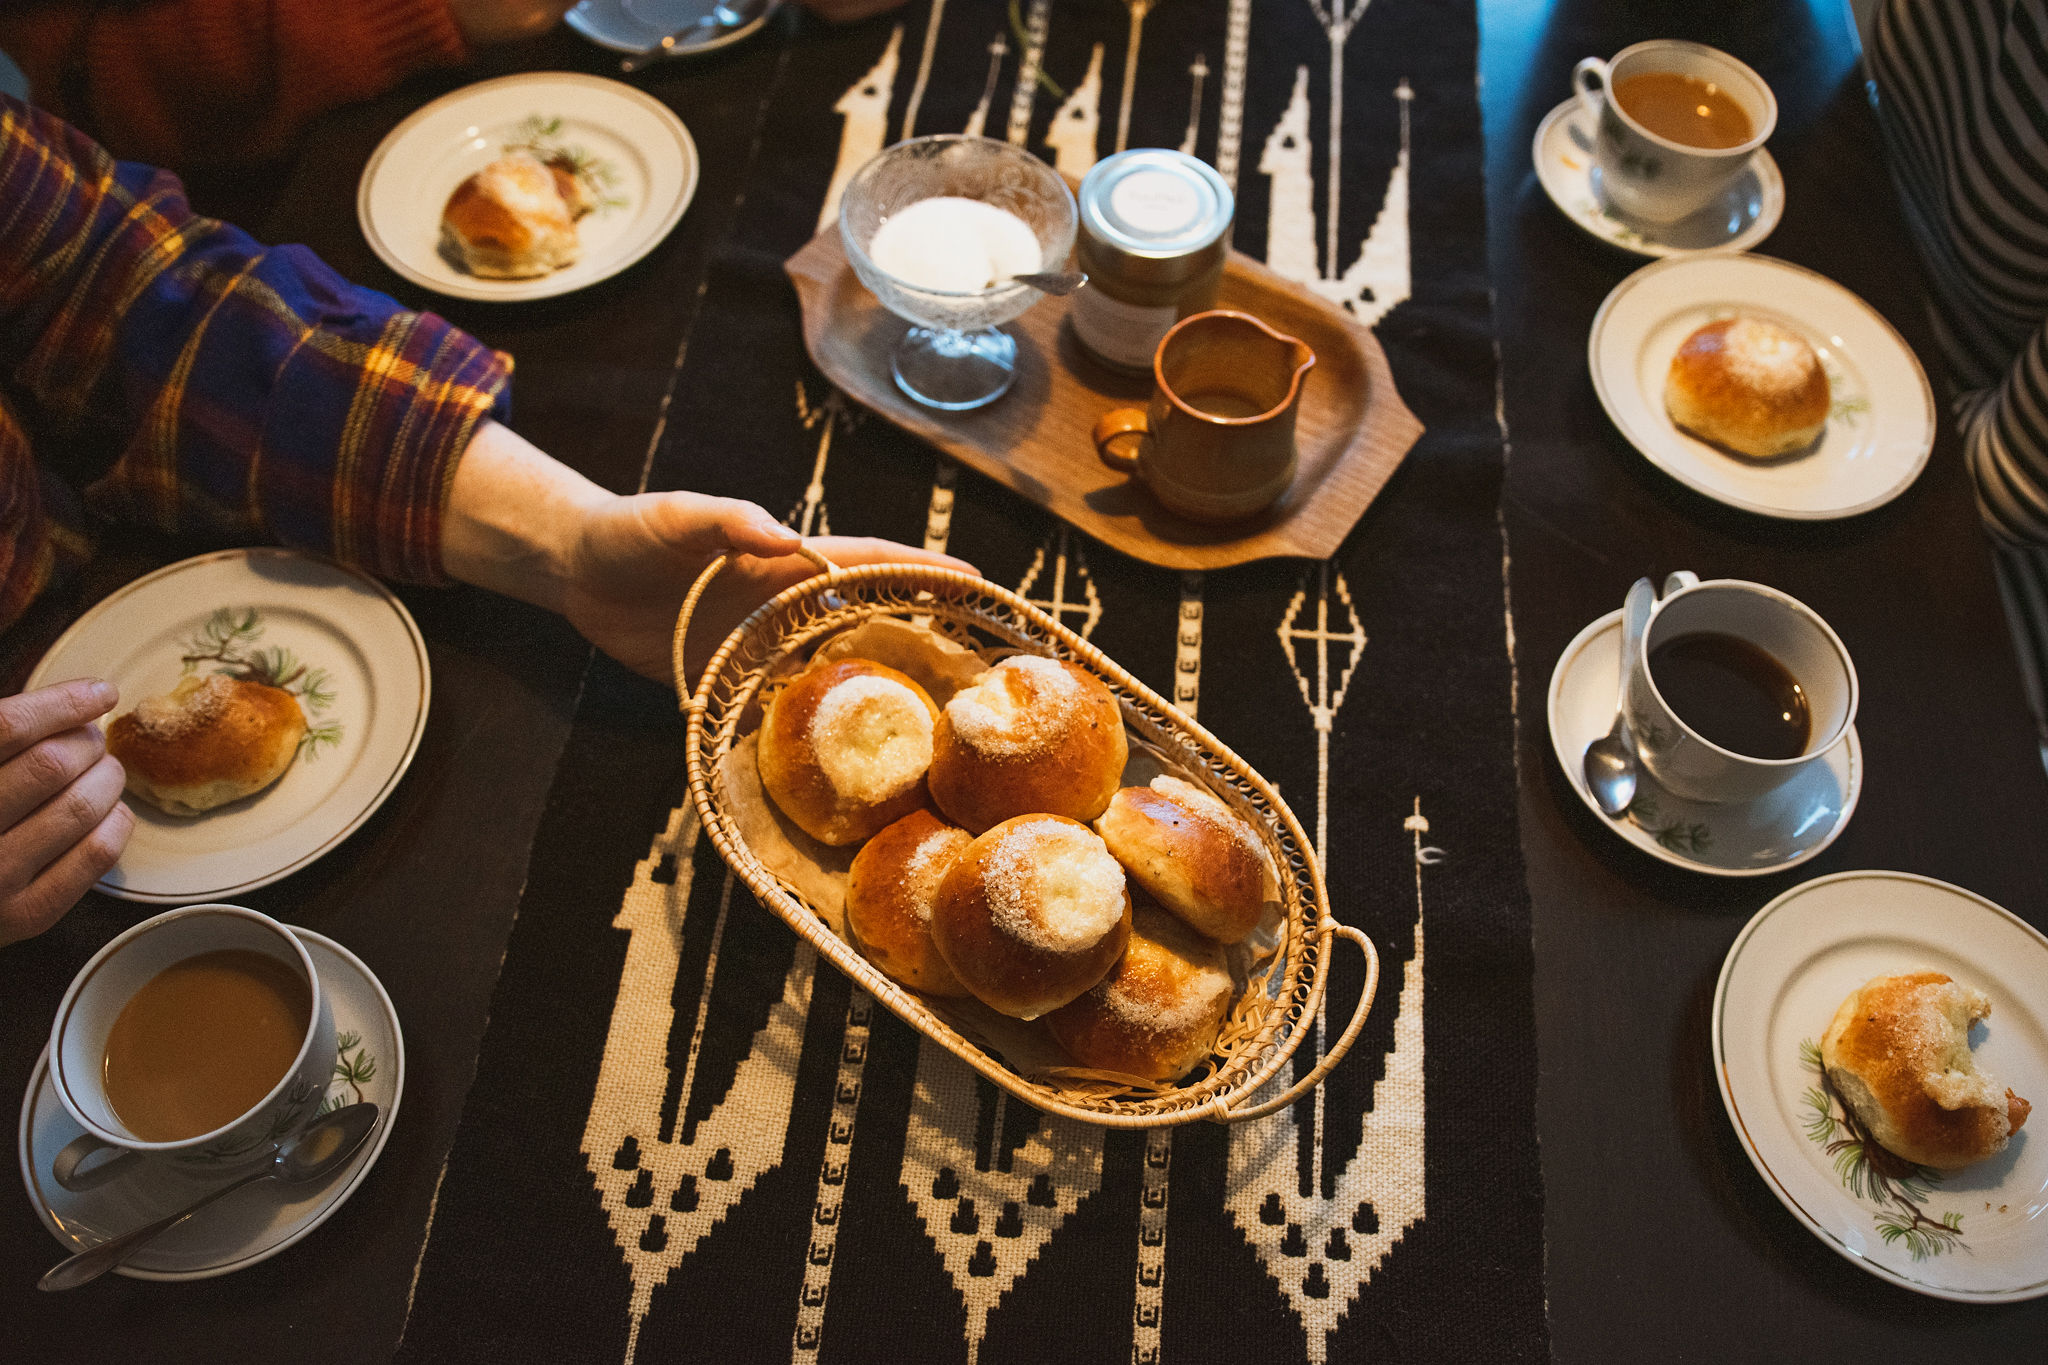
[
  {"left": 717, "top": 500, "right": 803, "bottom": 558},
  {"left": 639, "top": 493, "right": 801, "bottom": 559}
]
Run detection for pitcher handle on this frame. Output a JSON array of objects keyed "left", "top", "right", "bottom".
[
  {"left": 52, "top": 1133, "right": 137, "bottom": 1193},
  {"left": 1572, "top": 56, "right": 1610, "bottom": 124},
  {"left": 1092, "top": 409, "right": 1149, "bottom": 473}
]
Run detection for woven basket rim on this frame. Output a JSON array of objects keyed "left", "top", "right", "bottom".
[{"left": 679, "top": 555, "right": 1373, "bottom": 1127}]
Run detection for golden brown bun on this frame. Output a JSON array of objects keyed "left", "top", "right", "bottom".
[
  {"left": 928, "top": 656, "right": 1127, "bottom": 834},
  {"left": 1094, "top": 776, "right": 1276, "bottom": 944},
  {"left": 1044, "top": 900, "right": 1234, "bottom": 1081},
  {"left": 108, "top": 675, "right": 306, "bottom": 816},
  {"left": 1821, "top": 971, "right": 2032, "bottom": 1170},
  {"left": 440, "top": 152, "right": 581, "bottom": 279},
  {"left": 758, "top": 659, "right": 938, "bottom": 847},
  {"left": 845, "top": 810, "right": 974, "bottom": 997},
  {"left": 932, "top": 814, "right": 1131, "bottom": 1019},
  {"left": 1665, "top": 317, "right": 1830, "bottom": 459}
]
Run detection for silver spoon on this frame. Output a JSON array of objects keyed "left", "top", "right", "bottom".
[
  {"left": 1009, "top": 270, "right": 1087, "bottom": 296},
  {"left": 1584, "top": 577, "right": 1655, "bottom": 817},
  {"left": 39, "top": 1103, "right": 380, "bottom": 1292},
  {"left": 619, "top": 2, "right": 759, "bottom": 74}
]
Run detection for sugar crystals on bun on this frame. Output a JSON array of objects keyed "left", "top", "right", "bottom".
[
  {"left": 1045, "top": 899, "right": 1235, "bottom": 1081},
  {"left": 1094, "top": 776, "right": 1276, "bottom": 944},
  {"left": 928, "top": 655, "right": 1127, "bottom": 834},
  {"left": 108, "top": 674, "right": 307, "bottom": 816},
  {"left": 758, "top": 658, "right": 938, "bottom": 846},
  {"left": 845, "top": 810, "right": 974, "bottom": 997},
  {"left": 1664, "top": 316, "right": 1831, "bottom": 459}
]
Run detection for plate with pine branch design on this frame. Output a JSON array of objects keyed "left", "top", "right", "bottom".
[
  {"left": 1715, "top": 872, "right": 2048, "bottom": 1300},
  {"left": 26, "top": 549, "right": 429, "bottom": 902}
]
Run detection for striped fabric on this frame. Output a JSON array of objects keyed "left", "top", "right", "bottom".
[
  {"left": 0, "top": 92, "right": 510, "bottom": 632},
  {"left": 1871, "top": 0, "right": 2048, "bottom": 750}
]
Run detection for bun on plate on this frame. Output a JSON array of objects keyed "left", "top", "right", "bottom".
[
  {"left": 845, "top": 810, "right": 974, "bottom": 996},
  {"left": 1821, "top": 971, "right": 2032, "bottom": 1170},
  {"left": 928, "top": 655, "right": 1127, "bottom": 834},
  {"left": 931, "top": 814, "right": 1131, "bottom": 1019},
  {"left": 440, "top": 151, "right": 586, "bottom": 279},
  {"left": 1094, "top": 776, "right": 1276, "bottom": 944},
  {"left": 1045, "top": 899, "right": 1235, "bottom": 1081},
  {"left": 757, "top": 658, "right": 938, "bottom": 847},
  {"left": 1664, "top": 316, "right": 1830, "bottom": 459},
  {"left": 107, "top": 674, "right": 306, "bottom": 816}
]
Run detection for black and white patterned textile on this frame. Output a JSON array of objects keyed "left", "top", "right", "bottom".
[{"left": 396, "top": 4, "right": 1546, "bottom": 1360}]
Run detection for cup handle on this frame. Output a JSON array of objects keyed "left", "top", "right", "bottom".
[
  {"left": 1662, "top": 570, "right": 1700, "bottom": 597},
  {"left": 1572, "top": 56, "right": 1610, "bottom": 123},
  {"left": 1093, "top": 408, "right": 1149, "bottom": 473},
  {"left": 53, "top": 1133, "right": 137, "bottom": 1193}
]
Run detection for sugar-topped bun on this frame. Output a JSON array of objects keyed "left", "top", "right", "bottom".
[
  {"left": 1094, "top": 776, "right": 1276, "bottom": 944},
  {"left": 928, "top": 655, "right": 1127, "bottom": 834},
  {"left": 845, "top": 810, "right": 974, "bottom": 997},
  {"left": 1045, "top": 900, "right": 1235, "bottom": 1081},
  {"left": 108, "top": 674, "right": 306, "bottom": 816},
  {"left": 932, "top": 814, "right": 1132, "bottom": 1019},
  {"left": 758, "top": 659, "right": 938, "bottom": 846},
  {"left": 440, "top": 152, "right": 583, "bottom": 279},
  {"left": 1664, "top": 316, "right": 1831, "bottom": 459},
  {"left": 1821, "top": 972, "right": 2032, "bottom": 1170}
]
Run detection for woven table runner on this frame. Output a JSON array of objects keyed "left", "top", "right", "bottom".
[{"left": 397, "top": 3, "right": 1545, "bottom": 1360}]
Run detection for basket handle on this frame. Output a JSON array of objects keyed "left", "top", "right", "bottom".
[
  {"left": 672, "top": 542, "right": 846, "bottom": 701},
  {"left": 1211, "top": 923, "right": 1380, "bottom": 1123}
]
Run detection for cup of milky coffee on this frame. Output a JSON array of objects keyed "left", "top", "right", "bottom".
[
  {"left": 1572, "top": 40, "right": 1777, "bottom": 225},
  {"left": 46, "top": 904, "right": 334, "bottom": 1191},
  {"left": 1623, "top": 572, "right": 1857, "bottom": 805}
]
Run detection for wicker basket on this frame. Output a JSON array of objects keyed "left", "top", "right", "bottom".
[{"left": 676, "top": 547, "right": 1378, "bottom": 1127}]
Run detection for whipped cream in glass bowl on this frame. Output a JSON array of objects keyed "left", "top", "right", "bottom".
[{"left": 839, "top": 135, "right": 1078, "bottom": 411}]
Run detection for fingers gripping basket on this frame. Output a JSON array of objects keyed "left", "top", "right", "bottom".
[{"left": 676, "top": 548, "right": 1378, "bottom": 1127}]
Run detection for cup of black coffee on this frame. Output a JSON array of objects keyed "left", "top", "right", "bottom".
[{"left": 1623, "top": 572, "right": 1857, "bottom": 804}]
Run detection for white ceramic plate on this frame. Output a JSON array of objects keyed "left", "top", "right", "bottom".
[
  {"left": 25, "top": 549, "right": 429, "bottom": 903},
  {"left": 357, "top": 72, "right": 698, "bottom": 303},
  {"left": 1714, "top": 872, "right": 2048, "bottom": 1300},
  {"left": 1589, "top": 254, "right": 1935, "bottom": 520},
  {"left": 19, "top": 927, "right": 405, "bottom": 1280},
  {"left": 1533, "top": 97, "right": 1783, "bottom": 258},
  {"left": 567, "top": 0, "right": 780, "bottom": 56},
  {"left": 1547, "top": 608, "right": 1860, "bottom": 875}
]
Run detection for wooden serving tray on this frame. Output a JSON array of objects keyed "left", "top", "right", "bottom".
[{"left": 785, "top": 231, "right": 1425, "bottom": 570}]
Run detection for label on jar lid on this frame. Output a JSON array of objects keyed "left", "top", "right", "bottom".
[{"left": 1110, "top": 169, "right": 1203, "bottom": 238}]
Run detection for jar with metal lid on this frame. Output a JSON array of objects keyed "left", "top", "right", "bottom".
[{"left": 1069, "top": 149, "right": 1235, "bottom": 374}]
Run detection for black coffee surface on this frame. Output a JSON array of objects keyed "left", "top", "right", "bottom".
[{"left": 1648, "top": 631, "right": 1810, "bottom": 759}]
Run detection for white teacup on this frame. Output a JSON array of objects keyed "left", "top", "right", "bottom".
[
  {"left": 47, "top": 904, "right": 334, "bottom": 1192},
  {"left": 1573, "top": 40, "right": 1777, "bottom": 225},
  {"left": 1625, "top": 573, "right": 1857, "bottom": 805}
]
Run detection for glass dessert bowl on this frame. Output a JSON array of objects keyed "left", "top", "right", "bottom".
[{"left": 839, "top": 135, "right": 1078, "bottom": 411}]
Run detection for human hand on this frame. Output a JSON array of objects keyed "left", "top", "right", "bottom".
[
  {"left": 798, "top": 0, "right": 912, "bottom": 21},
  {"left": 561, "top": 491, "right": 976, "bottom": 687},
  {"left": 0, "top": 680, "right": 133, "bottom": 948},
  {"left": 448, "top": 0, "right": 579, "bottom": 45}
]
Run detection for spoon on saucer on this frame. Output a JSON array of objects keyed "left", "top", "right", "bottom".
[
  {"left": 1584, "top": 577, "right": 1654, "bottom": 816},
  {"left": 619, "top": 1, "right": 765, "bottom": 73},
  {"left": 38, "top": 1103, "right": 381, "bottom": 1292}
]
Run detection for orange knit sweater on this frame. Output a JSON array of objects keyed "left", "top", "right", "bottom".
[{"left": 0, "top": 1, "right": 470, "bottom": 167}]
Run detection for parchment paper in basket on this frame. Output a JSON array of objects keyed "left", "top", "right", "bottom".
[{"left": 812, "top": 618, "right": 991, "bottom": 706}]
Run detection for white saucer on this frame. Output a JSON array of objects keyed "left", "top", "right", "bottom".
[
  {"left": 1589, "top": 254, "right": 1936, "bottom": 520},
  {"left": 1533, "top": 98, "right": 1783, "bottom": 258},
  {"left": 567, "top": 0, "right": 780, "bottom": 57},
  {"left": 18, "top": 928, "right": 405, "bottom": 1280},
  {"left": 1714, "top": 872, "right": 2048, "bottom": 1301},
  {"left": 357, "top": 72, "right": 699, "bottom": 303},
  {"left": 26, "top": 549, "right": 429, "bottom": 904},
  {"left": 1547, "top": 608, "right": 1861, "bottom": 876}
]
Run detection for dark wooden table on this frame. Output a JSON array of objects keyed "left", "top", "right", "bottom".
[{"left": 3, "top": 2, "right": 2045, "bottom": 1360}]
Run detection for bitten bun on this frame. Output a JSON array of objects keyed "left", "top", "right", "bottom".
[
  {"left": 1664, "top": 316, "right": 1831, "bottom": 459},
  {"left": 928, "top": 656, "right": 1127, "bottom": 834},
  {"left": 1094, "top": 776, "right": 1276, "bottom": 944},
  {"left": 1045, "top": 900, "right": 1235, "bottom": 1081},
  {"left": 758, "top": 659, "right": 938, "bottom": 846},
  {"left": 1821, "top": 972, "right": 2032, "bottom": 1170},
  {"left": 931, "top": 814, "right": 1132, "bottom": 1019},
  {"left": 107, "top": 674, "right": 306, "bottom": 816},
  {"left": 440, "top": 152, "right": 583, "bottom": 279},
  {"left": 845, "top": 810, "right": 974, "bottom": 997}
]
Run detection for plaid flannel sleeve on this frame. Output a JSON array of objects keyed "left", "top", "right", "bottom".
[{"left": 0, "top": 92, "right": 510, "bottom": 599}]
